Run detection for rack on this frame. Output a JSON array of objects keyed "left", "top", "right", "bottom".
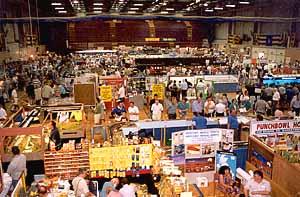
[{"left": 44, "top": 150, "right": 89, "bottom": 179}]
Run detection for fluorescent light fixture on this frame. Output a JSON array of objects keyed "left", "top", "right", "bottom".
[
  {"left": 226, "top": 4, "right": 236, "bottom": 7},
  {"left": 93, "top": 3, "right": 103, "bottom": 5},
  {"left": 77, "top": 7, "right": 81, "bottom": 10},
  {"left": 204, "top": 3, "right": 209, "bottom": 7},
  {"left": 130, "top": 7, "right": 139, "bottom": 10},
  {"left": 133, "top": 4, "right": 143, "bottom": 6},
  {"left": 128, "top": 11, "right": 136, "bottom": 14},
  {"left": 94, "top": 10, "right": 102, "bottom": 13},
  {"left": 58, "top": 10, "right": 67, "bottom": 13},
  {"left": 166, "top": 8, "right": 174, "bottom": 11},
  {"left": 55, "top": 7, "right": 64, "bottom": 10},
  {"left": 93, "top": 7, "right": 103, "bottom": 10},
  {"left": 73, "top": 0, "right": 78, "bottom": 3},
  {"left": 51, "top": 2, "right": 62, "bottom": 5},
  {"left": 205, "top": 9, "right": 214, "bottom": 12},
  {"left": 163, "top": 2, "right": 167, "bottom": 5},
  {"left": 214, "top": 7, "right": 223, "bottom": 10},
  {"left": 161, "top": 11, "right": 168, "bottom": 14},
  {"left": 239, "top": 1, "right": 250, "bottom": 4}
]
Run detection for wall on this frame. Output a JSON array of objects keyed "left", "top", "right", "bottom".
[{"left": 64, "top": 20, "right": 209, "bottom": 50}]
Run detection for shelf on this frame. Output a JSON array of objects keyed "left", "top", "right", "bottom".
[{"left": 90, "top": 169, "right": 152, "bottom": 179}]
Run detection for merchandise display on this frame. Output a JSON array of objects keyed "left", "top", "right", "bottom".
[
  {"left": 89, "top": 144, "right": 153, "bottom": 178},
  {"left": 44, "top": 149, "right": 89, "bottom": 179}
]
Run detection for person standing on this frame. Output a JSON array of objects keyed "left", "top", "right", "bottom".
[
  {"left": 0, "top": 104, "right": 7, "bottom": 121},
  {"left": 151, "top": 99, "right": 164, "bottom": 121},
  {"left": 291, "top": 94, "right": 300, "bottom": 116},
  {"left": 118, "top": 85, "right": 126, "bottom": 103},
  {"left": 72, "top": 168, "right": 95, "bottom": 197},
  {"left": 215, "top": 100, "right": 226, "bottom": 117},
  {"left": 178, "top": 98, "right": 189, "bottom": 119},
  {"left": 7, "top": 146, "right": 27, "bottom": 188},
  {"left": 227, "top": 110, "right": 240, "bottom": 141},
  {"left": 26, "top": 81, "right": 35, "bottom": 105},
  {"left": 167, "top": 97, "right": 177, "bottom": 120},
  {"left": 94, "top": 97, "right": 106, "bottom": 124},
  {"left": 119, "top": 178, "right": 136, "bottom": 197},
  {"left": 204, "top": 96, "right": 216, "bottom": 117},
  {"left": 244, "top": 170, "right": 271, "bottom": 197},
  {"left": 192, "top": 95, "right": 204, "bottom": 115},
  {"left": 149, "top": 94, "right": 158, "bottom": 115},
  {"left": 181, "top": 80, "right": 188, "bottom": 99},
  {"left": 255, "top": 99, "right": 270, "bottom": 115},
  {"left": 42, "top": 82, "right": 53, "bottom": 105},
  {"left": 50, "top": 121, "right": 62, "bottom": 151},
  {"left": 192, "top": 112, "right": 207, "bottom": 129},
  {"left": 100, "top": 178, "right": 120, "bottom": 197},
  {"left": 128, "top": 101, "right": 139, "bottom": 122}
]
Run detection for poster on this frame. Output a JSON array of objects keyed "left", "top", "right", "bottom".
[
  {"left": 250, "top": 119, "right": 300, "bottom": 137},
  {"left": 185, "top": 157, "right": 215, "bottom": 173},
  {"left": 100, "top": 86, "right": 112, "bottom": 102},
  {"left": 152, "top": 84, "right": 164, "bottom": 100},
  {"left": 216, "top": 151, "right": 237, "bottom": 179}
]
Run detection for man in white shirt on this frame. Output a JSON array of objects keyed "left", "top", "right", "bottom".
[
  {"left": 0, "top": 104, "right": 7, "bottom": 120},
  {"left": 181, "top": 80, "right": 188, "bottom": 98},
  {"left": 128, "top": 101, "right": 139, "bottom": 122},
  {"left": 170, "top": 67, "right": 176, "bottom": 76},
  {"left": 244, "top": 170, "right": 271, "bottom": 197},
  {"left": 72, "top": 168, "right": 95, "bottom": 197},
  {"left": 7, "top": 146, "right": 27, "bottom": 188},
  {"left": 215, "top": 100, "right": 226, "bottom": 117},
  {"left": 204, "top": 97, "right": 215, "bottom": 117},
  {"left": 119, "top": 178, "right": 136, "bottom": 197},
  {"left": 151, "top": 99, "right": 164, "bottom": 121},
  {"left": 118, "top": 85, "right": 125, "bottom": 102},
  {"left": 272, "top": 88, "right": 280, "bottom": 102}
]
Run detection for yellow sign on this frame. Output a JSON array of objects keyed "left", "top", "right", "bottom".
[
  {"left": 145, "top": 37, "right": 160, "bottom": 42},
  {"left": 152, "top": 84, "right": 164, "bottom": 100},
  {"left": 100, "top": 86, "right": 112, "bottom": 102}
]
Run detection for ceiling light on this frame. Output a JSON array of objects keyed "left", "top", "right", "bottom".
[
  {"left": 93, "top": 3, "right": 103, "bottom": 5},
  {"left": 226, "top": 4, "right": 236, "bottom": 7},
  {"left": 128, "top": 11, "right": 136, "bottom": 14},
  {"left": 239, "top": 1, "right": 250, "bottom": 4},
  {"left": 205, "top": 9, "right": 214, "bottom": 12},
  {"left": 94, "top": 10, "right": 102, "bottom": 13},
  {"left": 77, "top": 7, "right": 81, "bottom": 10},
  {"left": 163, "top": 2, "right": 167, "bottom": 5},
  {"left": 73, "top": 0, "right": 78, "bottom": 3},
  {"left": 93, "top": 7, "right": 103, "bottom": 10},
  {"left": 161, "top": 11, "right": 168, "bottom": 14},
  {"left": 130, "top": 7, "right": 139, "bottom": 10},
  {"left": 133, "top": 4, "right": 143, "bottom": 6},
  {"left": 214, "top": 7, "right": 223, "bottom": 10},
  {"left": 55, "top": 7, "right": 64, "bottom": 10},
  {"left": 51, "top": 2, "right": 62, "bottom": 6},
  {"left": 166, "top": 8, "right": 174, "bottom": 11},
  {"left": 204, "top": 3, "right": 208, "bottom": 7},
  {"left": 58, "top": 10, "right": 67, "bottom": 13}
]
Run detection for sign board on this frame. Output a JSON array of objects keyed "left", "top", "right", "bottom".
[
  {"left": 216, "top": 151, "right": 237, "bottom": 179},
  {"left": 183, "top": 129, "right": 221, "bottom": 144},
  {"left": 152, "top": 84, "right": 164, "bottom": 100},
  {"left": 100, "top": 86, "right": 112, "bottom": 102},
  {"left": 145, "top": 37, "right": 160, "bottom": 42},
  {"left": 250, "top": 119, "right": 300, "bottom": 137}
]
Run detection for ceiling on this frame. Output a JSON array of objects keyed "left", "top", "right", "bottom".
[{"left": 38, "top": 0, "right": 259, "bottom": 17}]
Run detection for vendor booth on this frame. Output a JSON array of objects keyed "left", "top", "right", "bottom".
[{"left": 247, "top": 119, "right": 300, "bottom": 197}]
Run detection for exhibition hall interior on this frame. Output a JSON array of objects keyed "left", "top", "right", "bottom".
[{"left": 1, "top": 0, "right": 300, "bottom": 196}]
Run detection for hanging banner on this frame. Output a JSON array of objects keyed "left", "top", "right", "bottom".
[
  {"left": 250, "top": 120, "right": 300, "bottom": 137},
  {"left": 100, "top": 86, "right": 112, "bottom": 102},
  {"left": 152, "top": 84, "right": 164, "bottom": 100}
]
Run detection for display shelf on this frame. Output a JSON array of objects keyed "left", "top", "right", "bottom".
[{"left": 44, "top": 149, "right": 89, "bottom": 179}]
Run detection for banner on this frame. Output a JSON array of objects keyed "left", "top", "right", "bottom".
[
  {"left": 152, "top": 84, "right": 164, "bottom": 100},
  {"left": 100, "top": 86, "right": 112, "bottom": 102},
  {"left": 250, "top": 119, "right": 300, "bottom": 137}
]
